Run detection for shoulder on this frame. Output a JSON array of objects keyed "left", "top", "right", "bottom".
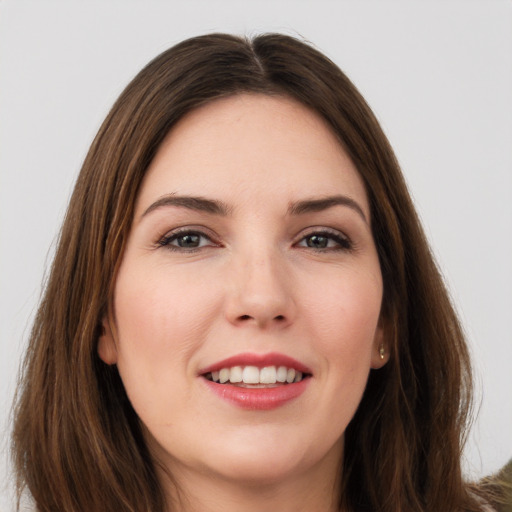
[
  {"left": 471, "top": 494, "right": 500, "bottom": 512},
  {"left": 466, "top": 488, "right": 500, "bottom": 512},
  {"left": 480, "top": 504, "right": 498, "bottom": 512}
]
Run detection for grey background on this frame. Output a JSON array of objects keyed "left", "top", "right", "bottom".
[{"left": 1, "top": 1, "right": 511, "bottom": 509}]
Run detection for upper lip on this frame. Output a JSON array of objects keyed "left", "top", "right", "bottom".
[{"left": 199, "top": 352, "right": 312, "bottom": 375}]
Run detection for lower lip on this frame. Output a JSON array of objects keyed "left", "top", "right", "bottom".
[{"left": 202, "top": 378, "right": 310, "bottom": 410}]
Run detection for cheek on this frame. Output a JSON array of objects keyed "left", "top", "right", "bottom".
[
  {"left": 290, "top": 268, "right": 382, "bottom": 456},
  {"left": 300, "top": 265, "right": 382, "bottom": 424},
  {"left": 111, "top": 265, "right": 220, "bottom": 419},
  {"left": 301, "top": 266, "right": 382, "bottom": 356},
  {"left": 114, "top": 263, "right": 219, "bottom": 357}
]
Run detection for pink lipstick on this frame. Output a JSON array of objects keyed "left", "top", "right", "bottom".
[{"left": 199, "top": 352, "right": 312, "bottom": 410}]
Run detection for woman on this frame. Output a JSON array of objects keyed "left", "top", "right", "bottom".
[{"left": 11, "top": 33, "right": 494, "bottom": 511}]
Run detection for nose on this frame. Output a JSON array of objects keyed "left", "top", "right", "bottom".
[{"left": 224, "top": 248, "right": 296, "bottom": 330}]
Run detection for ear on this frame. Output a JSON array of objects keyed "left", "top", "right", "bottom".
[
  {"left": 370, "top": 321, "right": 389, "bottom": 370},
  {"left": 97, "top": 318, "right": 118, "bottom": 365}
]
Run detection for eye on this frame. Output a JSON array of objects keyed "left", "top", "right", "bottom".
[
  {"left": 158, "top": 230, "right": 217, "bottom": 251},
  {"left": 296, "top": 230, "right": 351, "bottom": 251}
]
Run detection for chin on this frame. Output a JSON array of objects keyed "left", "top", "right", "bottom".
[
  {"left": 213, "top": 449, "right": 304, "bottom": 485},
  {"left": 200, "top": 428, "right": 343, "bottom": 487}
]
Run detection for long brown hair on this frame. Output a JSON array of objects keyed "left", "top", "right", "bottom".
[{"left": 12, "top": 33, "right": 484, "bottom": 512}]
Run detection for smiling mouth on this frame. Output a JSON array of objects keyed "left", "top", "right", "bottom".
[{"left": 203, "top": 365, "right": 311, "bottom": 387}]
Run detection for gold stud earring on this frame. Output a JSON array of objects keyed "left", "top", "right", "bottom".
[{"left": 379, "top": 344, "right": 385, "bottom": 360}]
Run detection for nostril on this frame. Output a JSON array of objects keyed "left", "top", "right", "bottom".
[{"left": 237, "top": 314, "right": 285, "bottom": 322}]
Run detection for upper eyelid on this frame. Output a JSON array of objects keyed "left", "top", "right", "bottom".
[
  {"left": 162, "top": 230, "right": 211, "bottom": 240},
  {"left": 159, "top": 225, "right": 217, "bottom": 239},
  {"left": 295, "top": 226, "right": 350, "bottom": 240},
  {"left": 156, "top": 228, "right": 219, "bottom": 250}
]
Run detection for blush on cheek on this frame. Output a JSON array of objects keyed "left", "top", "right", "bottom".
[{"left": 310, "top": 295, "right": 380, "bottom": 367}]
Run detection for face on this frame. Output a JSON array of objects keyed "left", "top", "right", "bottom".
[{"left": 99, "top": 94, "right": 386, "bottom": 491}]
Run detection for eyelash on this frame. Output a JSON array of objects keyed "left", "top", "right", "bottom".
[
  {"left": 158, "top": 229, "right": 218, "bottom": 252},
  {"left": 157, "top": 228, "right": 353, "bottom": 252},
  {"left": 296, "top": 229, "right": 352, "bottom": 252}
]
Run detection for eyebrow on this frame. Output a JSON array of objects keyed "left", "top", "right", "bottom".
[
  {"left": 288, "top": 195, "right": 368, "bottom": 223},
  {"left": 141, "top": 193, "right": 367, "bottom": 223},
  {"left": 141, "top": 194, "right": 231, "bottom": 219}
]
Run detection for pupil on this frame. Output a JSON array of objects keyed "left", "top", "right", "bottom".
[
  {"left": 178, "top": 234, "right": 200, "bottom": 247},
  {"left": 307, "top": 235, "right": 327, "bottom": 248}
]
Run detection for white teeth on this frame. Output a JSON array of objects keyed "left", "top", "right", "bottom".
[
  {"left": 219, "top": 368, "right": 230, "bottom": 384},
  {"left": 260, "top": 366, "right": 277, "bottom": 384},
  {"left": 208, "top": 365, "right": 307, "bottom": 385},
  {"left": 229, "top": 366, "right": 242, "bottom": 383},
  {"left": 242, "top": 366, "right": 260, "bottom": 384},
  {"left": 276, "top": 366, "right": 287, "bottom": 382}
]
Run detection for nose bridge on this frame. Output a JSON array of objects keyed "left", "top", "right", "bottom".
[{"left": 226, "top": 239, "right": 295, "bottom": 328}]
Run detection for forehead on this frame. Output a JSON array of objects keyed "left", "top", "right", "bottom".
[{"left": 136, "top": 93, "right": 369, "bottom": 216}]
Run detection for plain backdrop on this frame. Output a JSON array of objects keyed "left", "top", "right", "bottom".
[{"left": 1, "top": 1, "right": 511, "bottom": 510}]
